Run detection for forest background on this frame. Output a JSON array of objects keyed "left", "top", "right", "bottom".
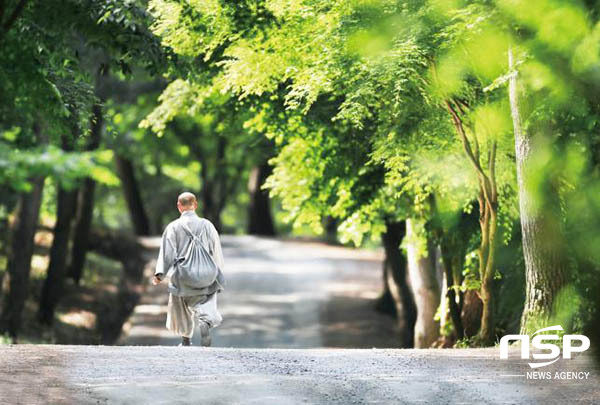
[{"left": 1, "top": 0, "right": 599, "bottom": 358}]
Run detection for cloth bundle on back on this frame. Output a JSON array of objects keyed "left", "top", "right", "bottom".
[
  {"left": 168, "top": 221, "right": 225, "bottom": 295},
  {"left": 155, "top": 203, "right": 225, "bottom": 346}
]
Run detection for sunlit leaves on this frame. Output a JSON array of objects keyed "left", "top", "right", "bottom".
[
  {"left": 140, "top": 79, "right": 198, "bottom": 135},
  {"left": 0, "top": 144, "right": 119, "bottom": 191},
  {"left": 218, "top": 37, "right": 290, "bottom": 98},
  {"left": 149, "top": 0, "right": 232, "bottom": 60},
  {"left": 264, "top": 131, "right": 328, "bottom": 233}
]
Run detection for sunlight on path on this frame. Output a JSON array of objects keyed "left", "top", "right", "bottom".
[{"left": 119, "top": 235, "right": 399, "bottom": 348}]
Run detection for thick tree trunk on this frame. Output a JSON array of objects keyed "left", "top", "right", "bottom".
[
  {"left": 67, "top": 103, "right": 103, "bottom": 284},
  {"left": 461, "top": 289, "right": 483, "bottom": 338},
  {"left": 247, "top": 164, "right": 275, "bottom": 236},
  {"left": 0, "top": 177, "right": 45, "bottom": 339},
  {"left": 37, "top": 185, "right": 79, "bottom": 325},
  {"left": 375, "top": 262, "right": 398, "bottom": 317},
  {"left": 378, "top": 220, "right": 416, "bottom": 348},
  {"left": 0, "top": 120, "right": 47, "bottom": 339},
  {"left": 115, "top": 156, "right": 151, "bottom": 236},
  {"left": 508, "top": 48, "right": 569, "bottom": 334},
  {"left": 67, "top": 179, "right": 96, "bottom": 284},
  {"left": 68, "top": 104, "right": 103, "bottom": 283},
  {"left": 38, "top": 132, "right": 80, "bottom": 325},
  {"left": 405, "top": 218, "right": 440, "bottom": 348}
]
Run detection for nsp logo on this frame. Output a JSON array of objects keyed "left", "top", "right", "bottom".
[{"left": 499, "top": 325, "right": 590, "bottom": 368}]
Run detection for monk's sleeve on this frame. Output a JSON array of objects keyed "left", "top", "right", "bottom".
[
  {"left": 209, "top": 223, "right": 225, "bottom": 272},
  {"left": 155, "top": 224, "right": 177, "bottom": 277}
]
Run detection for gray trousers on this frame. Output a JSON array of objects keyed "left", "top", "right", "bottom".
[{"left": 166, "top": 292, "right": 222, "bottom": 338}]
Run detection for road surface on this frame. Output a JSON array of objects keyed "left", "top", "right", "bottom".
[
  {"left": 2, "top": 236, "right": 598, "bottom": 404},
  {"left": 1, "top": 345, "right": 598, "bottom": 404},
  {"left": 121, "top": 235, "right": 399, "bottom": 348}
]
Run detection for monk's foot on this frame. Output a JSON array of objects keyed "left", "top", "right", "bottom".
[
  {"left": 180, "top": 336, "right": 191, "bottom": 346},
  {"left": 199, "top": 323, "right": 212, "bottom": 347}
]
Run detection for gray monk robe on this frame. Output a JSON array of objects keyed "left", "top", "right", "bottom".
[{"left": 155, "top": 210, "right": 225, "bottom": 338}]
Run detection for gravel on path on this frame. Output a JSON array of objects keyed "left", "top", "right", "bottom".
[{"left": 1, "top": 345, "right": 598, "bottom": 405}]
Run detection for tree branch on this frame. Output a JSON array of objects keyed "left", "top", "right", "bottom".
[
  {"left": 471, "top": 123, "right": 481, "bottom": 161},
  {"left": 446, "top": 99, "right": 495, "bottom": 206},
  {"left": 454, "top": 96, "right": 470, "bottom": 109},
  {"left": 445, "top": 100, "right": 484, "bottom": 176},
  {"left": 489, "top": 141, "right": 497, "bottom": 202}
]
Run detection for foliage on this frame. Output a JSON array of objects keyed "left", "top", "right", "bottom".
[
  {"left": 3, "top": 0, "right": 600, "bottom": 346},
  {"left": 0, "top": 144, "right": 118, "bottom": 191},
  {"left": 0, "top": 0, "right": 170, "bottom": 191}
]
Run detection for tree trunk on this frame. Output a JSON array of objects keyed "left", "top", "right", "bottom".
[
  {"left": 439, "top": 243, "right": 464, "bottom": 340},
  {"left": 200, "top": 178, "right": 223, "bottom": 231},
  {"left": 0, "top": 120, "right": 47, "bottom": 339},
  {"left": 478, "top": 198, "right": 498, "bottom": 344},
  {"left": 38, "top": 133, "right": 80, "bottom": 325},
  {"left": 115, "top": 156, "right": 151, "bottom": 236},
  {"left": 0, "top": 177, "right": 45, "bottom": 339},
  {"left": 37, "top": 186, "right": 79, "bottom": 325},
  {"left": 508, "top": 48, "right": 569, "bottom": 334},
  {"left": 379, "top": 220, "right": 416, "bottom": 348},
  {"left": 461, "top": 289, "right": 483, "bottom": 338},
  {"left": 247, "top": 163, "right": 276, "bottom": 236},
  {"left": 405, "top": 218, "right": 440, "bottom": 348},
  {"left": 323, "top": 216, "right": 338, "bottom": 244},
  {"left": 199, "top": 156, "right": 223, "bottom": 231},
  {"left": 199, "top": 135, "right": 228, "bottom": 231},
  {"left": 67, "top": 103, "right": 103, "bottom": 284},
  {"left": 0, "top": 200, "right": 12, "bottom": 302},
  {"left": 430, "top": 195, "right": 471, "bottom": 341},
  {"left": 375, "top": 262, "right": 398, "bottom": 317},
  {"left": 67, "top": 180, "right": 96, "bottom": 284},
  {"left": 446, "top": 98, "right": 499, "bottom": 345}
]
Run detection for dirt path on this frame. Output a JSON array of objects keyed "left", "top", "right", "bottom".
[
  {"left": 4, "top": 237, "right": 597, "bottom": 404},
  {"left": 120, "top": 235, "right": 400, "bottom": 348},
  {"left": 1, "top": 345, "right": 598, "bottom": 404}
]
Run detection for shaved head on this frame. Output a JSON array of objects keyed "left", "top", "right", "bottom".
[{"left": 177, "top": 192, "right": 197, "bottom": 210}]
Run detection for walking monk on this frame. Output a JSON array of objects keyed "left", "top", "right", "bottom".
[{"left": 152, "top": 192, "right": 225, "bottom": 346}]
